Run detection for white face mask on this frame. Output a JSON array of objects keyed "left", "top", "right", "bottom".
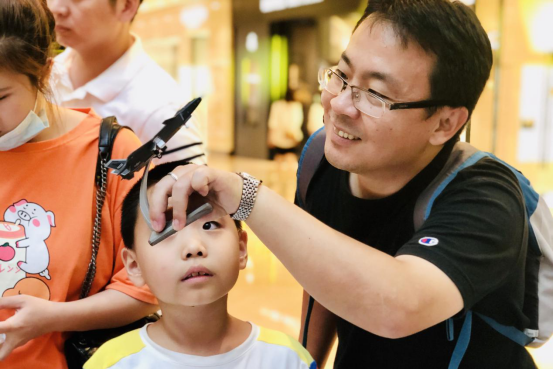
[{"left": 0, "top": 99, "right": 50, "bottom": 151}]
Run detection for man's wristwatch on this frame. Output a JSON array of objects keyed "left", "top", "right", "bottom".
[{"left": 231, "top": 172, "right": 263, "bottom": 221}]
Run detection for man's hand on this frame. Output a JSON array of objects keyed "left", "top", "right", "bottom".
[
  {"left": 0, "top": 295, "right": 59, "bottom": 360},
  {"left": 149, "top": 164, "right": 244, "bottom": 232}
]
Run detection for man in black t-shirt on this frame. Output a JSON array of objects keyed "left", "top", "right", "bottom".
[{"left": 147, "top": 1, "right": 539, "bottom": 368}]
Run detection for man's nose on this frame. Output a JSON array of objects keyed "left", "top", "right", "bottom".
[
  {"left": 47, "top": 0, "right": 69, "bottom": 17},
  {"left": 330, "top": 87, "right": 360, "bottom": 119}
]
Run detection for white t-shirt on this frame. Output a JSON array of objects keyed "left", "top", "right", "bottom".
[
  {"left": 84, "top": 323, "right": 316, "bottom": 369},
  {"left": 50, "top": 36, "right": 206, "bottom": 164}
]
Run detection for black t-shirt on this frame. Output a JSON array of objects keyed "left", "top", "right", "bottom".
[{"left": 300, "top": 143, "right": 537, "bottom": 368}]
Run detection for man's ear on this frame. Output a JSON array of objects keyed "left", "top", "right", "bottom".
[
  {"left": 121, "top": 247, "right": 146, "bottom": 287},
  {"left": 238, "top": 230, "right": 248, "bottom": 270},
  {"left": 429, "top": 106, "right": 469, "bottom": 146},
  {"left": 117, "top": 0, "right": 140, "bottom": 23}
]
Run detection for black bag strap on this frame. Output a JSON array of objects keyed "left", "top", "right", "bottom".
[
  {"left": 80, "top": 117, "right": 128, "bottom": 299},
  {"left": 296, "top": 127, "right": 326, "bottom": 208},
  {"left": 95, "top": 117, "right": 128, "bottom": 188}
]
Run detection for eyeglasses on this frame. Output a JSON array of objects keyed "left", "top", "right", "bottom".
[{"left": 318, "top": 67, "right": 451, "bottom": 119}]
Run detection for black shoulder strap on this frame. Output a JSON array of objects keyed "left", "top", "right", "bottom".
[
  {"left": 95, "top": 117, "right": 130, "bottom": 187},
  {"left": 297, "top": 127, "right": 326, "bottom": 207},
  {"left": 82, "top": 117, "right": 130, "bottom": 298}
]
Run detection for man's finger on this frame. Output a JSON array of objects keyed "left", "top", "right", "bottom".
[
  {"left": 190, "top": 166, "right": 213, "bottom": 198},
  {"left": 170, "top": 170, "right": 195, "bottom": 231},
  {"left": 166, "top": 164, "right": 205, "bottom": 231},
  {"left": 149, "top": 174, "right": 176, "bottom": 232},
  {"left": 149, "top": 164, "right": 199, "bottom": 232}
]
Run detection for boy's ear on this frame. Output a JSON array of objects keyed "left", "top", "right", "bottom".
[
  {"left": 121, "top": 247, "right": 147, "bottom": 287},
  {"left": 429, "top": 106, "right": 469, "bottom": 146},
  {"left": 238, "top": 230, "right": 248, "bottom": 270}
]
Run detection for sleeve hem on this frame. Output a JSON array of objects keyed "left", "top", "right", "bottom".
[{"left": 397, "top": 247, "right": 475, "bottom": 311}]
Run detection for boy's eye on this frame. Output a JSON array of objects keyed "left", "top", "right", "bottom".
[{"left": 202, "top": 221, "right": 220, "bottom": 230}]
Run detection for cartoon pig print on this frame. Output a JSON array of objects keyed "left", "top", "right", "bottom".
[{"left": 4, "top": 200, "right": 55, "bottom": 280}]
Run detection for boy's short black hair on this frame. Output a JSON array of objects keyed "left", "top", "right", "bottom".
[{"left": 121, "top": 160, "right": 242, "bottom": 249}]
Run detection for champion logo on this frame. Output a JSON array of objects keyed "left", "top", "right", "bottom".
[{"left": 419, "top": 237, "right": 439, "bottom": 246}]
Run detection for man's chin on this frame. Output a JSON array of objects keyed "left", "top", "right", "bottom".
[{"left": 325, "top": 148, "right": 354, "bottom": 173}]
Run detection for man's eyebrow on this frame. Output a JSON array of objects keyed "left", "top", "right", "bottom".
[
  {"left": 340, "top": 52, "right": 352, "bottom": 67},
  {"left": 340, "top": 52, "right": 400, "bottom": 94}
]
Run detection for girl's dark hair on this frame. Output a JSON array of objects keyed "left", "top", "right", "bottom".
[
  {"left": 121, "top": 160, "right": 242, "bottom": 249},
  {"left": 355, "top": 0, "right": 493, "bottom": 143},
  {"left": 0, "top": 0, "right": 56, "bottom": 95}
]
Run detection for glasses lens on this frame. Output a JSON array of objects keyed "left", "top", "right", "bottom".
[
  {"left": 319, "top": 69, "right": 343, "bottom": 95},
  {"left": 352, "top": 88, "right": 385, "bottom": 118}
]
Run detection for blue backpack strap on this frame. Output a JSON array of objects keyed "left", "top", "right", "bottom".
[
  {"left": 478, "top": 152, "right": 543, "bottom": 256},
  {"left": 480, "top": 153, "right": 539, "bottom": 216},
  {"left": 475, "top": 313, "right": 534, "bottom": 346},
  {"left": 483, "top": 153, "right": 553, "bottom": 346},
  {"left": 414, "top": 142, "right": 481, "bottom": 229},
  {"left": 414, "top": 143, "right": 541, "bottom": 365},
  {"left": 296, "top": 127, "right": 325, "bottom": 349},
  {"left": 448, "top": 312, "right": 473, "bottom": 369},
  {"left": 296, "top": 127, "right": 326, "bottom": 208}
]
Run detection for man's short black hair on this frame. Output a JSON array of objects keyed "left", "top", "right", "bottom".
[
  {"left": 355, "top": 0, "right": 493, "bottom": 144},
  {"left": 121, "top": 160, "right": 242, "bottom": 249}
]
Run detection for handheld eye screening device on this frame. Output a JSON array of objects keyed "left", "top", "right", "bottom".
[{"left": 106, "top": 97, "right": 213, "bottom": 246}]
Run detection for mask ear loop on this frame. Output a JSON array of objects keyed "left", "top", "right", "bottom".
[
  {"left": 32, "top": 90, "right": 42, "bottom": 113},
  {"left": 139, "top": 160, "right": 214, "bottom": 246}
]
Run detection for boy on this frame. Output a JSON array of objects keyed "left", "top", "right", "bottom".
[{"left": 84, "top": 160, "right": 316, "bottom": 369}]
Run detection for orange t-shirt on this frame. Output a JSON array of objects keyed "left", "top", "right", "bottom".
[{"left": 0, "top": 109, "right": 157, "bottom": 369}]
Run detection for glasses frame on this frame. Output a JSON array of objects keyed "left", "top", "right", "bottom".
[{"left": 319, "top": 68, "right": 452, "bottom": 118}]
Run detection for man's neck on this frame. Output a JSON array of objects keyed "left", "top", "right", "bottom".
[
  {"left": 350, "top": 145, "right": 442, "bottom": 199},
  {"left": 68, "top": 32, "right": 134, "bottom": 89},
  {"left": 148, "top": 296, "right": 251, "bottom": 356}
]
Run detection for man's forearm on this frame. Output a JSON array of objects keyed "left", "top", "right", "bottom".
[
  {"left": 248, "top": 186, "right": 463, "bottom": 337},
  {"left": 52, "top": 289, "right": 158, "bottom": 332}
]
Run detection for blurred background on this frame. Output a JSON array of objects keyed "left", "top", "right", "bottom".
[{"left": 132, "top": 0, "right": 552, "bottom": 367}]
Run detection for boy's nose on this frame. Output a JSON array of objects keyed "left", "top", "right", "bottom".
[{"left": 182, "top": 240, "right": 207, "bottom": 260}]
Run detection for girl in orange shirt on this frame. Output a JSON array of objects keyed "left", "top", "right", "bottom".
[{"left": 0, "top": 1, "right": 157, "bottom": 368}]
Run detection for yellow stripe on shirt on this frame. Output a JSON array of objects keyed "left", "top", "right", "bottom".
[
  {"left": 84, "top": 329, "right": 145, "bottom": 369},
  {"left": 257, "top": 326, "right": 314, "bottom": 366}
]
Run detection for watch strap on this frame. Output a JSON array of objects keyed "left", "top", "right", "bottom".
[{"left": 231, "top": 172, "right": 262, "bottom": 221}]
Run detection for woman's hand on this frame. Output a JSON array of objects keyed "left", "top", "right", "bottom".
[
  {"left": 149, "top": 164, "right": 244, "bottom": 232},
  {"left": 0, "top": 295, "right": 59, "bottom": 360}
]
